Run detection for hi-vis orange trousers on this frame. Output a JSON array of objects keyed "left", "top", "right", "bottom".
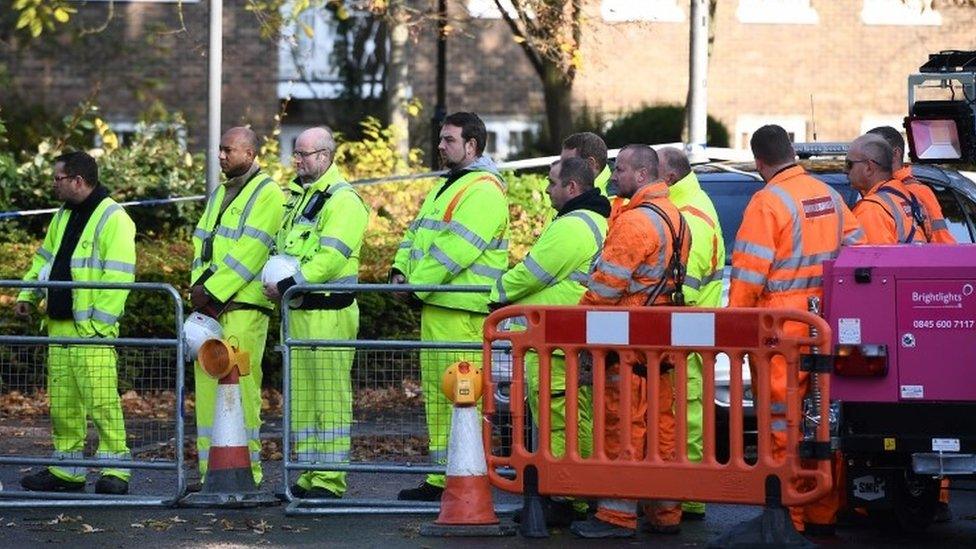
[
  {"left": 768, "top": 351, "right": 845, "bottom": 532},
  {"left": 595, "top": 363, "right": 681, "bottom": 530}
]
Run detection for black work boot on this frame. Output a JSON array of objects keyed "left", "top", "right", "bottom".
[
  {"left": 569, "top": 517, "right": 635, "bottom": 539},
  {"left": 21, "top": 469, "right": 85, "bottom": 492},
  {"left": 94, "top": 475, "right": 129, "bottom": 495},
  {"left": 396, "top": 481, "right": 444, "bottom": 501}
]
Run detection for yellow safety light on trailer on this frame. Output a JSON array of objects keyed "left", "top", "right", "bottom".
[{"left": 441, "top": 361, "right": 483, "bottom": 405}]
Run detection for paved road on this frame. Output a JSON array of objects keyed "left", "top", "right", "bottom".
[{"left": 0, "top": 471, "right": 972, "bottom": 547}]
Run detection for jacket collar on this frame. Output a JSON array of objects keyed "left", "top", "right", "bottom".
[
  {"left": 302, "top": 163, "right": 345, "bottom": 194},
  {"left": 224, "top": 161, "right": 260, "bottom": 191},
  {"left": 622, "top": 181, "right": 669, "bottom": 212},
  {"left": 863, "top": 178, "right": 902, "bottom": 198},
  {"left": 768, "top": 164, "right": 804, "bottom": 185},
  {"left": 668, "top": 172, "right": 700, "bottom": 204},
  {"left": 557, "top": 187, "right": 611, "bottom": 218},
  {"left": 893, "top": 165, "right": 913, "bottom": 183}
]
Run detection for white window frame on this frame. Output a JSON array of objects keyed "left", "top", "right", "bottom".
[
  {"left": 467, "top": 0, "right": 520, "bottom": 19},
  {"left": 278, "top": 125, "right": 304, "bottom": 164},
  {"left": 482, "top": 116, "right": 540, "bottom": 161},
  {"left": 277, "top": 2, "right": 383, "bottom": 101},
  {"left": 734, "top": 115, "right": 807, "bottom": 150},
  {"left": 736, "top": 0, "right": 819, "bottom": 25},
  {"left": 601, "top": 0, "right": 684, "bottom": 23},
  {"left": 861, "top": 0, "right": 941, "bottom": 26}
]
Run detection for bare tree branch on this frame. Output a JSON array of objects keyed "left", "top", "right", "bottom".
[{"left": 495, "top": 0, "right": 545, "bottom": 78}]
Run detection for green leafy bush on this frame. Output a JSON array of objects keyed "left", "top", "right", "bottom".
[{"left": 605, "top": 104, "right": 730, "bottom": 148}]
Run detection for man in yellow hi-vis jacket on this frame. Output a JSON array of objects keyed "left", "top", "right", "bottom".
[
  {"left": 190, "top": 127, "right": 285, "bottom": 486},
  {"left": 489, "top": 156, "right": 610, "bottom": 525},
  {"left": 16, "top": 151, "right": 136, "bottom": 495},
  {"left": 391, "top": 112, "right": 509, "bottom": 500},
  {"left": 264, "top": 126, "right": 369, "bottom": 499}
]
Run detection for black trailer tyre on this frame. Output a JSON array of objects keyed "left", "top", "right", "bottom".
[{"left": 871, "top": 471, "right": 940, "bottom": 533}]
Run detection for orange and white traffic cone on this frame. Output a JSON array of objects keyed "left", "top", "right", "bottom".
[
  {"left": 181, "top": 339, "right": 277, "bottom": 508},
  {"left": 420, "top": 362, "right": 515, "bottom": 537}
]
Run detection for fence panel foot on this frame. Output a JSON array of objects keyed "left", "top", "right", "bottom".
[
  {"left": 518, "top": 466, "right": 549, "bottom": 538},
  {"left": 708, "top": 476, "right": 813, "bottom": 548}
]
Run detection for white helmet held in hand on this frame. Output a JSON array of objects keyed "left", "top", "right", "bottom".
[
  {"left": 183, "top": 312, "right": 222, "bottom": 361},
  {"left": 262, "top": 254, "right": 300, "bottom": 287}
]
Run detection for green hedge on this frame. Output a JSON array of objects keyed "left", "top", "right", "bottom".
[{"left": 605, "top": 104, "right": 731, "bottom": 148}]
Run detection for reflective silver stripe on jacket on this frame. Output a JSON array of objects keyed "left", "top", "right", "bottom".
[
  {"left": 224, "top": 255, "right": 258, "bottom": 281},
  {"left": 469, "top": 263, "right": 505, "bottom": 279},
  {"left": 765, "top": 276, "right": 823, "bottom": 292},
  {"left": 319, "top": 236, "right": 353, "bottom": 258},
  {"left": 523, "top": 255, "right": 556, "bottom": 286},
  {"left": 732, "top": 240, "right": 775, "bottom": 262},
  {"left": 730, "top": 266, "right": 766, "bottom": 286}
]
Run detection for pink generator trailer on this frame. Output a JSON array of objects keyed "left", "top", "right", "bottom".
[{"left": 822, "top": 244, "right": 976, "bottom": 531}]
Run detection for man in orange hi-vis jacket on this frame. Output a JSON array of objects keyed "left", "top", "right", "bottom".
[
  {"left": 848, "top": 134, "right": 926, "bottom": 245},
  {"left": 729, "top": 125, "right": 865, "bottom": 538},
  {"left": 867, "top": 126, "right": 956, "bottom": 244},
  {"left": 570, "top": 145, "right": 691, "bottom": 539}
]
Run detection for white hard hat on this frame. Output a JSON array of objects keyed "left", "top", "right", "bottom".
[
  {"left": 261, "top": 254, "right": 300, "bottom": 287},
  {"left": 183, "top": 312, "right": 222, "bottom": 361}
]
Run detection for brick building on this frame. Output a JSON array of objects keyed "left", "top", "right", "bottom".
[
  {"left": 0, "top": 0, "right": 278, "bottom": 148},
  {"left": 2, "top": 1, "right": 975, "bottom": 161}
]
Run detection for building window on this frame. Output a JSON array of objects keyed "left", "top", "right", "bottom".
[
  {"left": 482, "top": 117, "right": 540, "bottom": 161},
  {"left": 94, "top": 120, "right": 187, "bottom": 150},
  {"left": 278, "top": 125, "right": 304, "bottom": 163},
  {"left": 861, "top": 0, "right": 941, "bottom": 26},
  {"left": 734, "top": 115, "right": 807, "bottom": 150},
  {"left": 467, "top": 0, "right": 520, "bottom": 19},
  {"left": 601, "top": 0, "right": 684, "bottom": 23},
  {"left": 278, "top": 3, "right": 383, "bottom": 101},
  {"left": 736, "top": 0, "right": 818, "bottom": 25}
]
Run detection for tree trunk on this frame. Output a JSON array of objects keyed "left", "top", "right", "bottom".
[
  {"left": 385, "top": 0, "right": 410, "bottom": 168},
  {"left": 541, "top": 61, "right": 573, "bottom": 154}
]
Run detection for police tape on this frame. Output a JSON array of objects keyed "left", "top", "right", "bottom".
[
  {"left": 0, "top": 145, "right": 667, "bottom": 220},
  {"left": 0, "top": 195, "right": 207, "bottom": 220}
]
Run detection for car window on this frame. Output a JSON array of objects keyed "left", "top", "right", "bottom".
[{"left": 931, "top": 184, "right": 975, "bottom": 243}]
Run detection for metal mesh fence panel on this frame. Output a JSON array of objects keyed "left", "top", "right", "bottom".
[
  {"left": 0, "top": 281, "right": 184, "bottom": 505},
  {"left": 288, "top": 346, "right": 492, "bottom": 469}
]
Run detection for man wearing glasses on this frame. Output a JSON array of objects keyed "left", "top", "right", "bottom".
[
  {"left": 190, "top": 126, "right": 285, "bottom": 488},
  {"left": 847, "top": 134, "right": 927, "bottom": 244},
  {"left": 15, "top": 151, "right": 136, "bottom": 495},
  {"left": 264, "top": 127, "right": 368, "bottom": 499}
]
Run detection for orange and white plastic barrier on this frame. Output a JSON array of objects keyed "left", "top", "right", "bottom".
[{"left": 482, "top": 306, "right": 833, "bottom": 540}]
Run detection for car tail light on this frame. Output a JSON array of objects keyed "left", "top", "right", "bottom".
[{"left": 833, "top": 344, "right": 888, "bottom": 377}]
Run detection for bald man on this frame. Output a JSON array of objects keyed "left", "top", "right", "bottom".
[
  {"left": 190, "top": 126, "right": 285, "bottom": 488},
  {"left": 847, "top": 134, "right": 925, "bottom": 244},
  {"left": 265, "top": 127, "right": 369, "bottom": 499}
]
